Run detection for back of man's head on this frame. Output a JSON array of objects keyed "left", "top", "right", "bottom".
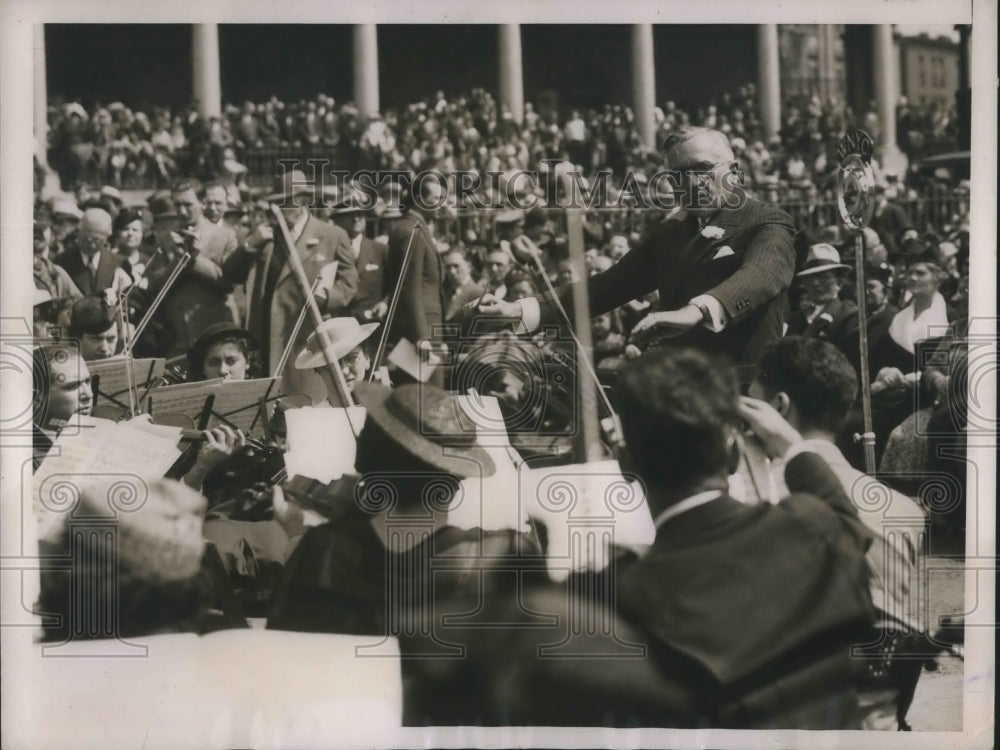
[
  {"left": 616, "top": 348, "right": 740, "bottom": 491},
  {"left": 753, "top": 337, "right": 858, "bottom": 435}
]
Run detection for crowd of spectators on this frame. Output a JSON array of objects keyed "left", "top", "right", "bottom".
[{"left": 44, "top": 84, "right": 961, "bottom": 200}]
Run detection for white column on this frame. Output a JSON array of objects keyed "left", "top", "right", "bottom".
[
  {"left": 872, "top": 25, "right": 905, "bottom": 173},
  {"left": 631, "top": 24, "right": 656, "bottom": 150},
  {"left": 34, "top": 24, "right": 48, "bottom": 166},
  {"left": 756, "top": 24, "right": 782, "bottom": 141},
  {"left": 498, "top": 24, "right": 524, "bottom": 124},
  {"left": 353, "top": 24, "right": 380, "bottom": 118},
  {"left": 192, "top": 24, "right": 222, "bottom": 119}
]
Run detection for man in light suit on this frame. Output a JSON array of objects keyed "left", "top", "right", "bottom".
[
  {"left": 479, "top": 127, "right": 796, "bottom": 383},
  {"left": 223, "top": 170, "right": 358, "bottom": 397}
]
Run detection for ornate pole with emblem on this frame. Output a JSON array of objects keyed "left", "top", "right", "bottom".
[{"left": 836, "top": 129, "right": 878, "bottom": 473}]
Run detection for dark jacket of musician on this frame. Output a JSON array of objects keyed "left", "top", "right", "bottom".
[{"left": 381, "top": 212, "right": 446, "bottom": 352}]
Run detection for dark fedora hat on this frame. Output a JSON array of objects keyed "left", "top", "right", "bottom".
[
  {"left": 187, "top": 322, "right": 259, "bottom": 369},
  {"left": 353, "top": 382, "right": 494, "bottom": 478},
  {"left": 265, "top": 169, "right": 315, "bottom": 203}
]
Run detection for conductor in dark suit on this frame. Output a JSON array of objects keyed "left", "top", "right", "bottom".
[
  {"left": 53, "top": 208, "right": 124, "bottom": 296},
  {"left": 381, "top": 176, "right": 448, "bottom": 386},
  {"left": 478, "top": 127, "right": 796, "bottom": 380}
]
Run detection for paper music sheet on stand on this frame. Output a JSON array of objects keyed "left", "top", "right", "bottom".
[
  {"left": 87, "top": 357, "right": 166, "bottom": 412},
  {"left": 34, "top": 418, "right": 182, "bottom": 536},
  {"left": 388, "top": 338, "right": 440, "bottom": 383},
  {"left": 450, "top": 394, "right": 528, "bottom": 533},
  {"left": 284, "top": 405, "right": 366, "bottom": 483},
  {"left": 208, "top": 377, "right": 283, "bottom": 433},
  {"left": 146, "top": 378, "right": 224, "bottom": 420}
]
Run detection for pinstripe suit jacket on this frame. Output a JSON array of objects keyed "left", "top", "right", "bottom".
[{"left": 539, "top": 198, "right": 796, "bottom": 368}]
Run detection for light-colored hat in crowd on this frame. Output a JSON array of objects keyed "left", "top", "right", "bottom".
[
  {"left": 294, "top": 317, "right": 379, "bottom": 371},
  {"left": 78, "top": 208, "right": 114, "bottom": 238},
  {"left": 797, "top": 243, "right": 850, "bottom": 277}
]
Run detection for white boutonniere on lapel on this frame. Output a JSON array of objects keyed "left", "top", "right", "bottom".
[{"left": 700, "top": 225, "right": 726, "bottom": 240}]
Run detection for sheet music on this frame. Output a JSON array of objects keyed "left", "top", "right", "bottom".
[
  {"left": 449, "top": 394, "right": 529, "bottom": 532},
  {"left": 284, "top": 405, "right": 366, "bottom": 483},
  {"left": 209, "top": 377, "right": 282, "bottom": 432},
  {"left": 34, "top": 418, "right": 182, "bottom": 524},
  {"left": 387, "top": 338, "right": 441, "bottom": 383},
  {"left": 147, "top": 378, "right": 224, "bottom": 420},
  {"left": 88, "top": 357, "right": 166, "bottom": 411}
]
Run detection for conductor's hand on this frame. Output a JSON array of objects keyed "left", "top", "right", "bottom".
[
  {"left": 629, "top": 305, "right": 702, "bottom": 345},
  {"left": 738, "top": 397, "right": 803, "bottom": 460},
  {"left": 477, "top": 293, "right": 522, "bottom": 319}
]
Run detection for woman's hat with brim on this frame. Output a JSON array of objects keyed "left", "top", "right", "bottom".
[
  {"left": 294, "top": 317, "right": 379, "bottom": 371},
  {"left": 353, "top": 382, "right": 495, "bottom": 479},
  {"left": 187, "top": 322, "right": 259, "bottom": 369},
  {"left": 796, "top": 243, "right": 850, "bottom": 277}
]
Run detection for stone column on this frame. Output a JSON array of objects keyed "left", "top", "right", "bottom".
[
  {"left": 757, "top": 24, "right": 782, "bottom": 141},
  {"left": 498, "top": 24, "right": 524, "bottom": 124},
  {"left": 192, "top": 24, "right": 222, "bottom": 119},
  {"left": 872, "top": 25, "right": 906, "bottom": 174},
  {"left": 631, "top": 24, "right": 656, "bottom": 150},
  {"left": 353, "top": 24, "right": 380, "bottom": 118},
  {"left": 34, "top": 24, "right": 48, "bottom": 166}
]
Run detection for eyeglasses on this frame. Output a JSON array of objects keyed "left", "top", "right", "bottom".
[{"left": 671, "top": 160, "right": 735, "bottom": 182}]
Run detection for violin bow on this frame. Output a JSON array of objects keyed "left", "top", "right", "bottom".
[
  {"left": 268, "top": 204, "right": 359, "bottom": 428},
  {"left": 367, "top": 221, "right": 420, "bottom": 382}
]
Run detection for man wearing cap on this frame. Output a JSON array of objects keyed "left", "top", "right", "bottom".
[
  {"left": 478, "top": 127, "right": 796, "bottom": 380},
  {"left": 294, "top": 317, "right": 379, "bottom": 405},
  {"left": 330, "top": 194, "right": 388, "bottom": 325},
  {"left": 221, "top": 169, "right": 358, "bottom": 394},
  {"left": 785, "top": 243, "right": 859, "bottom": 359},
  {"left": 53, "top": 207, "right": 126, "bottom": 296},
  {"left": 34, "top": 217, "right": 82, "bottom": 301}
]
